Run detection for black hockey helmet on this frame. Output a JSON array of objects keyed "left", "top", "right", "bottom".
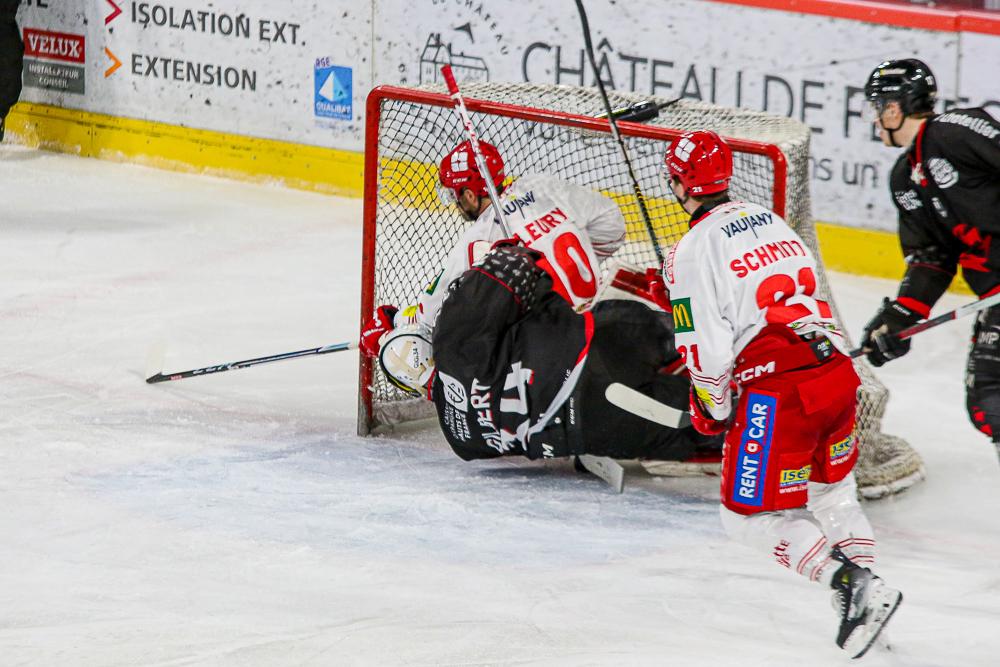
[{"left": 864, "top": 59, "right": 937, "bottom": 116}]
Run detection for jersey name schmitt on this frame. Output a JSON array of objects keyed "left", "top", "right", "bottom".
[
  {"left": 720, "top": 211, "right": 774, "bottom": 239},
  {"left": 936, "top": 112, "right": 1000, "bottom": 140},
  {"left": 729, "top": 239, "right": 809, "bottom": 278}
]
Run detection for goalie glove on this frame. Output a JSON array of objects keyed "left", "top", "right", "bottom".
[
  {"left": 360, "top": 304, "right": 398, "bottom": 358},
  {"left": 861, "top": 298, "right": 923, "bottom": 367},
  {"left": 476, "top": 245, "right": 545, "bottom": 316},
  {"left": 689, "top": 386, "right": 731, "bottom": 436}
]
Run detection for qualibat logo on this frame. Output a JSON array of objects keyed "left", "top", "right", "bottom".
[{"left": 314, "top": 57, "right": 352, "bottom": 121}]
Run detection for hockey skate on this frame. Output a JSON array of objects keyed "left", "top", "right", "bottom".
[{"left": 828, "top": 548, "right": 902, "bottom": 659}]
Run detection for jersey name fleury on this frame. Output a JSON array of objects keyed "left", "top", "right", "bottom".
[{"left": 412, "top": 173, "right": 626, "bottom": 328}]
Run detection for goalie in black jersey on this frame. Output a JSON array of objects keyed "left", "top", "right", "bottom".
[
  {"left": 375, "top": 243, "right": 720, "bottom": 465},
  {"left": 860, "top": 59, "right": 1000, "bottom": 455}
]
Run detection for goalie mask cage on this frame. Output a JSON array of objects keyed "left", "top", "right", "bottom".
[{"left": 360, "top": 82, "right": 924, "bottom": 499}]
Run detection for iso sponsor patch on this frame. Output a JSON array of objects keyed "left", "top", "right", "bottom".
[
  {"left": 672, "top": 297, "right": 695, "bottom": 333},
  {"left": 314, "top": 57, "right": 352, "bottom": 120},
  {"left": 732, "top": 391, "right": 777, "bottom": 507},
  {"left": 779, "top": 464, "right": 811, "bottom": 494},
  {"left": 829, "top": 432, "right": 855, "bottom": 465}
]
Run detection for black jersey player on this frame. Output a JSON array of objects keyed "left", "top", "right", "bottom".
[{"left": 860, "top": 59, "right": 1000, "bottom": 456}]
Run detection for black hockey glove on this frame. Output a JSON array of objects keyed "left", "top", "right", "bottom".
[
  {"left": 861, "top": 298, "right": 922, "bottom": 367},
  {"left": 476, "top": 245, "right": 545, "bottom": 315}
]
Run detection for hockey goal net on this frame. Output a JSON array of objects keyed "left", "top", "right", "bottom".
[{"left": 359, "top": 82, "right": 924, "bottom": 499}]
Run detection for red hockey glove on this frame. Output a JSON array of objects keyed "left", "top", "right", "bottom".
[
  {"left": 360, "top": 305, "right": 398, "bottom": 358},
  {"left": 644, "top": 268, "right": 672, "bottom": 312},
  {"left": 689, "top": 386, "right": 730, "bottom": 436}
]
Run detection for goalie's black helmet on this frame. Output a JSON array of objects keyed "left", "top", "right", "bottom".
[{"left": 864, "top": 59, "right": 937, "bottom": 115}]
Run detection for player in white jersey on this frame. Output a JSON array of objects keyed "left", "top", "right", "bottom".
[
  {"left": 662, "top": 130, "right": 901, "bottom": 658},
  {"left": 360, "top": 138, "right": 627, "bottom": 356}
]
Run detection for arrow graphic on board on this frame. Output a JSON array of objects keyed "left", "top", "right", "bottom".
[
  {"left": 105, "top": 0, "right": 123, "bottom": 24},
  {"left": 104, "top": 48, "right": 122, "bottom": 77}
]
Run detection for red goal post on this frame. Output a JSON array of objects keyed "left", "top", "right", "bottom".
[{"left": 359, "top": 82, "right": 923, "bottom": 499}]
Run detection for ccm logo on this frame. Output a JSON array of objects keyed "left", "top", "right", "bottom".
[{"left": 737, "top": 361, "right": 776, "bottom": 382}]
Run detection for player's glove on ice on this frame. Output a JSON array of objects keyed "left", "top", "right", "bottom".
[
  {"left": 360, "top": 304, "right": 398, "bottom": 358},
  {"left": 688, "top": 386, "right": 730, "bottom": 436},
  {"left": 861, "top": 298, "right": 922, "bottom": 367}
]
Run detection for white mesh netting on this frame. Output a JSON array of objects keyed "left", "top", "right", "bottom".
[{"left": 360, "top": 82, "right": 924, "bottom": 498}]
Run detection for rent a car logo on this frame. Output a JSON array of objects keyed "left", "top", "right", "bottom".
[{"left": 733, "top": 391, "right": 777, "bottom": 507}]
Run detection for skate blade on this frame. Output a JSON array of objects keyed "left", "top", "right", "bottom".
[{"left": 845, "top": 587, "right": 902, "bottom": 659}]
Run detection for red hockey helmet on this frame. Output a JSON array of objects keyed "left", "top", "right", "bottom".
[
  {"left": 664, "top": 130, "right": 733, "bottom": 197},
  {"left": 438, "top": 140, "right": 505, "bottom": 203}
]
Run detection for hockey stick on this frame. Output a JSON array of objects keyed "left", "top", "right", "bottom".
[
  {"left": 145, "top": 341, "right": 357, "bottom": 384},
  {"left": 440, "top": 65, "right": 513, "bottom": 238},
  {"left": 596, "top": 99, "right": 682, "bottom": 124},
  {"left": 848, "top": 290, "right": 1000, "bottom": 359},
  {"left": 575, "top": 455, "right": 626, "bottom": 493},
  {"left": 574, "top": 0, "right": 665, "bottom": 266},
  {"left": 605, "top": 382, "right": 686, "bottom": 428}
]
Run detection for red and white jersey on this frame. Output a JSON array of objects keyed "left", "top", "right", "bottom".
[
  {"left": 663, "top": 200, "right": 846, "bottom": 421},
  {"left": 409, "top": 173, "right": 626, "bottom": 329}
]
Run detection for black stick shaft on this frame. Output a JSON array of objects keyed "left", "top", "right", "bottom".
[
  {"left": 574, "top": 0, "right": 664, "bottom": 266},
  {"left": 146, "top": 341, "right": 356, "bottom": 383}
]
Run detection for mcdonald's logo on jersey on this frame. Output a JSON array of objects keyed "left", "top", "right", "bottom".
[{"left": 672, "top": 297, "right": 695, "bottom": 333}]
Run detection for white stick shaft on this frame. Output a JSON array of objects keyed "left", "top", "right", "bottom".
[
  {"left": 440, "top": 65, "right": 512, "bottom": 238},
  {"left": 850, "top": 290, "right": 1000, "bottom": 358}
]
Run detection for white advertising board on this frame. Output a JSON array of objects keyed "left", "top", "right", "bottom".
[
  {"left": 17, "top": 0, "right": 371, "bottom": 148},
  {"left": 15, "top": 0, "right": 1000, "bottom": 229}
]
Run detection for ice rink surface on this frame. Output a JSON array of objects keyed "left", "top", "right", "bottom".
[{"left": 2, "top": 146, "right": 998, "bottom": 666}]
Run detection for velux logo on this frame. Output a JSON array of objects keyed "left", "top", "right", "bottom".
[{"left": 24, "top": 28, "right": 85, "bottom": 64}]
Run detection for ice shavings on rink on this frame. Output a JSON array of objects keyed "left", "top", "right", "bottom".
[{"left": 2, "top": 146, "right": 999, "bottom": 666}]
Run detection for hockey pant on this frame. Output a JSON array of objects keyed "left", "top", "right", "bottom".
[
  {"left": 721, "top": 354, "right": 860, "bottom": 514},
  {"left": 720, "top": 474, "right": 876, "bottom": 585},
  {"left": 966, "top": 304, "right": 1000, "bottom": 444}
]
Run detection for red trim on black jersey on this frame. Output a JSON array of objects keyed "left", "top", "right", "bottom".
[
  {"left": 897, "top": 296, "right": 931, "bottom": 319},
  {"left": 909, "top": 120, "right": 930, "bottom": 187}
]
